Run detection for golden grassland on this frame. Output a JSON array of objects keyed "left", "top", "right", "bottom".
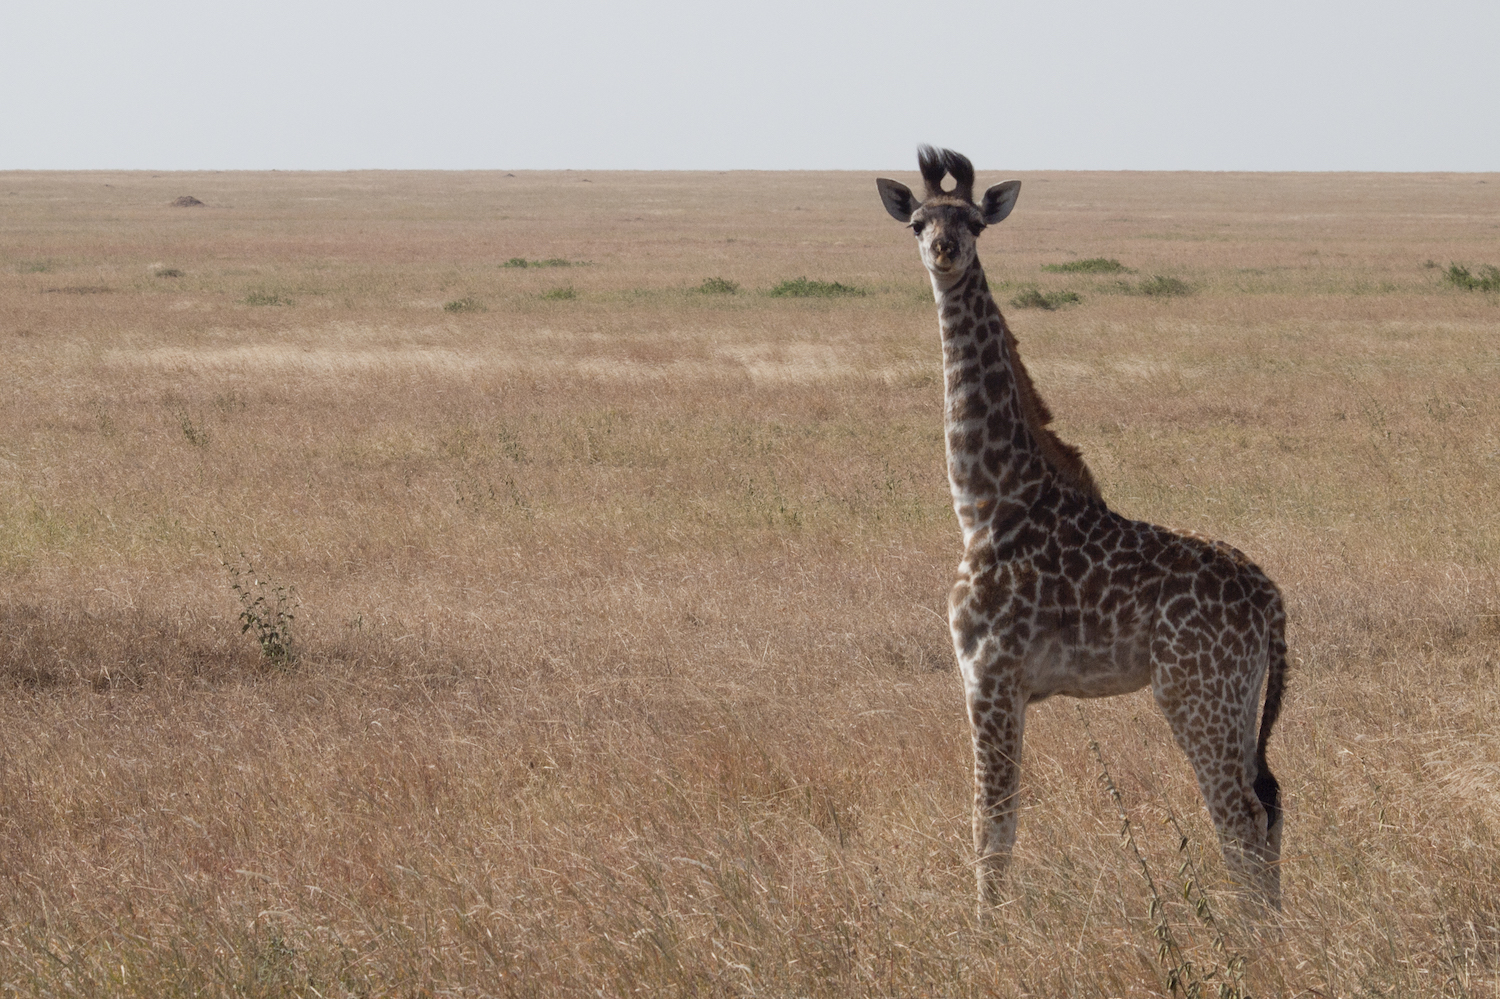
[{"left": 1, "top": 167, "right": 1498, "bottom": 997}]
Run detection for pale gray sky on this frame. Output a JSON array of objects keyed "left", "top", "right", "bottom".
[{"left": 3, "top": 0, "right": 1496, "bottom": 171}]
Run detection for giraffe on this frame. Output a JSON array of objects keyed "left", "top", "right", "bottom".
[{"left": 876, "top": 147, "right": 1288, "bottom": 911}]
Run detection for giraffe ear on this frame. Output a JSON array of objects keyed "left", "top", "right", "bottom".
[
  {"left": 980, "top": 180, "right": 1021, "bottom": 225},
  {"left": 876, "top": 178, "right": 918, "bottom": 222}
]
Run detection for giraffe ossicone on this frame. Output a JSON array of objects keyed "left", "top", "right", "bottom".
[{"left": 878, "top": 147, "right": 1287, "bottom": 911}]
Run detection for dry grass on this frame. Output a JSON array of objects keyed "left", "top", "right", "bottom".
[{"left": 1, "top": 168, "right": 1499, "bottom": 997}]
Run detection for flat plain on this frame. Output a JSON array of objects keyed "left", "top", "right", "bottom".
[{"left": 1, "top": 167, "right": 1498, "bottom": 997}]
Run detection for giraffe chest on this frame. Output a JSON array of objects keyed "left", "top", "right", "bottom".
[{"left": 948, "top": 521, "right": 1162, "bottom": 700}]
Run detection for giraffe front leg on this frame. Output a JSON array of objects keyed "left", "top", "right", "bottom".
[{"left": 967, "top": 675, "right": 1026, "bottom": 911}]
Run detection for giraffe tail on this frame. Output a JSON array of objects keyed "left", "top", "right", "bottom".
[{"left": 1252, "top": 610, "right": 1288, "bottom": 833}]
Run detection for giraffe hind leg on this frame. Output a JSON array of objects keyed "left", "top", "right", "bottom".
[{"left": 1153, "top": 673, "right": 1281, "bottom": 909}]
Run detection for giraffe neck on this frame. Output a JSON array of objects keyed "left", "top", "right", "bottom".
[{"left": 936, "top": 259, "right": 1054, "bottom": 546}]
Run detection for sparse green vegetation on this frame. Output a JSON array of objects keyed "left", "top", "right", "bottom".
[
  {"left": 539, "top": 286, "right": 577, "bottom": 300},
  {"left": 170, "top": 405, "right": 210, "bottom": 448},
  {"left": 243, "top": 290, "right": 293, "bottom": 306},
  {"left": 218, "top": 539, "right": 298, "bottom": 665},
  {"left": 443, "top": 297, "right": 487, "bottom": 313},
  {"left": 1041, "top": 257, "right": 1126, "bottom": 274},
  {"left": 504, "top": 257, "right": 578, "bottom": 268},
  {"left": 1009, "top": 286, "right": 1081, "bottom": 310},
  {"left": 696, "top": 277, "right": 740, "bottom": 294},
  {"left": 1444, "top": 263, "right": 1500, "bottom": 291},
  {"left": 16, "top": 259, "right": 54, "bottom": 273},
  {"left": 1134, "top": 275, "right": 1193, "bottom": 297},
  {"left": 768, "top": 277, "right": 865, "bottom": 298},
  {"left": 154, "top": 268, "right": 184, "bottom": 278}
]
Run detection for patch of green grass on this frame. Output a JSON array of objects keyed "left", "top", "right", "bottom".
[
  {"left": 443, "top": 297, "right": 487, "bottom": 313},
  {"left": 17, "top": 260, "right": 54, "bottom": 274},
  {"left": 244, "top": 290, "right": 294, "bottom": 307},
  {"left": 504, "top": 257, "right": 580, "bottom": 269},
  {"left": 768, "top": 277, "right": 865, "bottom": 298},
  {"left": 1009, "top": 287, "right": 1081, "bottom": 310},
  {"left": 539, "top": 286, "right": 577, "bottom": 301},
  {"left": 696, "top": 277, "right": 739, "bottom": 294},
  {"left": 1445, "top": 263, "right": 1500, "bottom": 291},
  {"left": 1134, "top": 275, "right": 1193, "bottom": 297},
  {"left": 1041, "top": 257, "right": 1126, "bottom": 274}
]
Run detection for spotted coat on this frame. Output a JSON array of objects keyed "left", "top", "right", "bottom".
[{"left": 877, "top": 147, "right": 1287, "bottom": 911}]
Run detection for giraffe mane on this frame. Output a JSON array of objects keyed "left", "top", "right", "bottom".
[
  {"left": 1004, "top": 325, "right": 1102, "bottom": 500},
  {"left": 918, "top": 145, "right": 975, "bottom": 203}
]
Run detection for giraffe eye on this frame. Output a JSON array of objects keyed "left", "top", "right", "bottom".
[{"left": 910, "top": 221, "right": 925, "bottom": 236}]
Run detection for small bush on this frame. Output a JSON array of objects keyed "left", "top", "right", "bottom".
[
  {"left": 1041, "top": 257, "right": 1126, "bottom": 274},
  {"left": 443, "top": 297, "right": 486, "bottom": 313},
  {"left": 1009, "top": 287, "right": 1081, "bottom": 310},
  {"left": 216, "top": 538, "right": 298, "bottom": 665},
  {"left": 540, "top": 286, "right": 577, "bottom": 301},
  {"left": 696, "top": 277, "right": 739, "bottom": 294},
  {"left": 768, "top": 277, "right": 865, "bottom": 298},
  {"left": 1445, "top": 263, "right": 1500, "bottom": 291},
  {"left": 155, "top": 268, "right": 184, "bottom": 278},
  {"left": 1135, "top": 275, "right": 1192, "bottom": 297},
  {"left": 244, "top": 290, "right": 293, "bottom": 307},
  {"left": 503, "top": 257, "right": 530, "bottom": 268}
]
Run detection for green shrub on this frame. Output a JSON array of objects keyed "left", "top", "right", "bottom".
[
  {"left": 1445, "top": 263, "right": 1500, "bottom": 291},
  {"left": 768, "top": 277, "right": 865, "bottom": 298},
  {"left": 540, "top": 286, "right": 576, "bottom": 301},
  {"left": 696, "top": 277, "right": 739, "bottom": 294},
  {"left": 244, "top": 290, "right": 293, "bottom": 307},
  {"left": 443, "top": 297, "right": 486, "bottom": 313},
  {"left": 504, "top": 257, "right": 577, "bottom": 269},
  {"left": 1135, "top": 275, "right": 1192, "bottom": 297},
  {"left": 1009, "top": 287, "right": 1081, "bottom": 310},
  {"left": 216, "top": 537, "right": 298, "bottom": 665},
  {"left": 154, "top": 268, "right": 184, "bottom": 278},
  {"left": 1041, "top": 257, "right": 1126, "bottom": 274}
]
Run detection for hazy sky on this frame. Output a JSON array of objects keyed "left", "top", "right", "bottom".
[{"left": 4, "top": 0, "right": 1496, "bottom": 172}]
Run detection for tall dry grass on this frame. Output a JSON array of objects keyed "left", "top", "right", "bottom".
[{"left": 1, "top": 168, "right": 1498, "bottom": 996}]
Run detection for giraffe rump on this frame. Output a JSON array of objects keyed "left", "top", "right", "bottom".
[{"left": 918, "top": 145, "right": 976, "bottom": 203}]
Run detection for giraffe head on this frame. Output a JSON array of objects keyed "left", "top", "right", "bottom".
[{"left": 876, "top": 146, "right": 1020, "bottom": 289}]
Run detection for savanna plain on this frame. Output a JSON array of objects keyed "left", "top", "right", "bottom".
[{"left": 2, "top": 167, "right": 1498, "bottom": 998}]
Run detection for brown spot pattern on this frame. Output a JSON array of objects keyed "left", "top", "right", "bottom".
[{"left": 883, "top": 152, "right": 1288, "bottom": 913}]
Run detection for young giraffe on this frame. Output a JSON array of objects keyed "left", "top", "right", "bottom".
[{"left": 877, "top": 147, "right": 1288, "bottom": 910}]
